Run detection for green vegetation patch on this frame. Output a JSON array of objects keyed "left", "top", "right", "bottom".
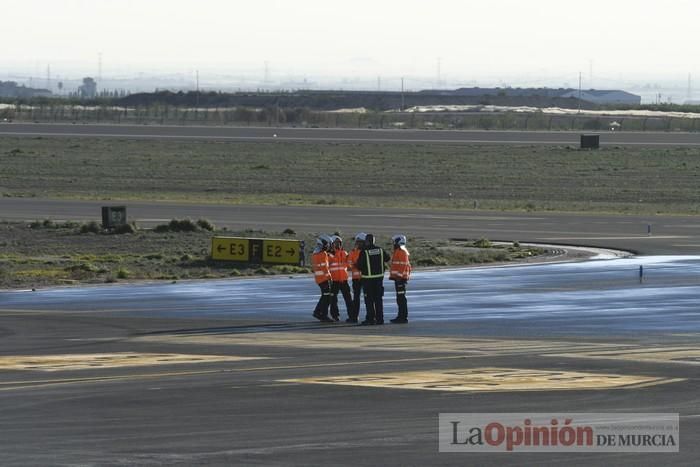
[
  {"left": 0, "top": 221, "right": 543, "bottom": 289},
  {"left": 154, "top": 218, "right": 216, "bottom": 233},
  {"left": 2, "top": 137, "right": 700, "bottom": 214}
]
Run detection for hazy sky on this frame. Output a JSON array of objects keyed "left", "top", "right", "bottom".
[{"left": 3, "top": 0, "right": 699, "bottom": 85}]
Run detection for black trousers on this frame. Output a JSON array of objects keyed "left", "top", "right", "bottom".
[
  {"left": 351, "top": 279, "right": 362, "bottom": 320},
  {"left": 394, "top": 280, "right": 408, "bottom": 319},
  {"left": 330, "top": 280, "right": 353, "bottom": 319},
  {"left": 313, "top": 280, "right": 331, "bottom": 318},
  {"left": 362, "top": 278, "right": 384, "bottom": 323}
]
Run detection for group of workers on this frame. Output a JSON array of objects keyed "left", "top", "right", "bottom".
[{"left": 311, "top": 232, "right": 411, "bottom": 325}]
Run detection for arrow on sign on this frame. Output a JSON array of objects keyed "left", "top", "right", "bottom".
[
  {"left": 286, "top": 248, "right": 296, "bottom": 256},
  {"left": 217, "top": 244, "right": 226, "bottom": 253}
]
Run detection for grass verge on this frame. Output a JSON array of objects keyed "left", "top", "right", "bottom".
[
  {"left": 0, "top": 221, "right": 544, "bottom": 289},
  {"left": 2, "top": 137, "right": 700, "bottom": 214}
]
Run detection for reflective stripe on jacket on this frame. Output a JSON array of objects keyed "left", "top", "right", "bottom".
[
  {"left": 390, "top": 246, "right": 411, "bottom": 281},
  {"left": 329, "top": 249, "right": 349, "bottom": 282},
  {"left": 348, "top": 248, "right": 362, "bottom": 280},
  {"left": 359, "top": 246, "right": 390, "bottom": 279},
  {"left": 312, "top": 251, "right": 332, "bottom": 284}
]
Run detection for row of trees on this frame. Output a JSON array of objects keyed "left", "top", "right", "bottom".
[
  {"left": 65, "top": 89, "right": 131, "bottom": 99},
  {"left": 1, "top": 103, "right": 698, "bottom": 132},
  {"left": 115, "top": 89, "right": 598, "bottom": 112}
]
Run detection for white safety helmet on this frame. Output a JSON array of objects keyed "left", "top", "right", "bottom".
[
  {"left": 354, "top": 232, "right": 367, "bottom": 242},
  {"left": 316, "top": 234, "right": 333, "bottom": 248},
  {"left": 392, "top": 234, "right": 407, "bottom": 246},
  {"left": 331, "top": 235, "right": 342, "bottom": 245}
]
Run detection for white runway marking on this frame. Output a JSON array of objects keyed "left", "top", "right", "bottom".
[{"left": 541, "top": 235, "right": 690, "bottom": 241}]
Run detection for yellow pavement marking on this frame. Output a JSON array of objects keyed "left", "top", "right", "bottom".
[
  {"left": 137, "top": 332, "right": 622, "bottom": 355},
  {"left": 0, "top": 355, "right": 470, "bottom": 392},
  {"left": 552, "top": 347, "right": 700, "bottom": 365},
  {"left": 0, "top": 371, "right": 223, "bottom": 392},
  {"left": 0, "top": 353, "right": 266, "bottom": 372},
  {"left": 0, "top": 310, "right": 55, "bottom": 315},
  {"left": 282, "top": 367, "right": 683, "bottom": 393}
]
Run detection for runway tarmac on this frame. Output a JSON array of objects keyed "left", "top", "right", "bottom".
[
  {"left": 2, "top": 256, "right": 700, "bottom": 465},
  {"left": 2, "top": 197, "right": 699, "bottom": 255},
  {"left": 2, "top": 122, "right": 700, "bottom": 464},
  {"left": 3, "top": 122, "right": 700, "bottom": 146},
  {"left": 3, "top": 255, "right": 699, "bottom": 335}
]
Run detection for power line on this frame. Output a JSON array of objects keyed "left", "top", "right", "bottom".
[{"left": 195, "top": 69, "right": 200, "bottom": 107}]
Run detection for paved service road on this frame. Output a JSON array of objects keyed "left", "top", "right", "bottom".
[
  {"left": 3, "top": 119, "right": 700, "bottom": 464},
  {"left": 1, "top": 256, "right": 700, "bottom": 465},
  {"left": 3, "top": 254, "right": 699, "bottom": 335},
  {"left": 2, "top": 122, "right": 700, "bottom": 146},
  {"left": 2, "top": 197, "right": 699, "bottom": 255}
]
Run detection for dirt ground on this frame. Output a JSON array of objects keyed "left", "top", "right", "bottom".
[
  {"left": 3, "top": 136, "right": 700, "bottom": 214},
  {"left": 0, "top": 221, "right": 545, "bottom": 290}
]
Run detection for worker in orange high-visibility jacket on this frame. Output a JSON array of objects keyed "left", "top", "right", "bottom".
[
  {"left": 328, "top": 235, "right": 353, "bottom": 322},
  {"left": 346, "top": 232, "right": 366, "bottom": 323},
  {"left": 389, "top": 234, "right": 412, "bottom": 324},
  {"left": 311, "top": 234, "right": 334, "bottom": 323}
]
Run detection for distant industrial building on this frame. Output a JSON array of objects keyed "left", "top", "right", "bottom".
[
  {"left": 78, "top": 77, "right": 97, "bottom": 99},
  {"left": 0, "top": 81, "right": 52, "bottom": 98},
  {"left": 559, "top": 89, "right": 641, "bottom": 105},
  {"left": 423, "top": 87, "right": 641, "bottom": 106}
]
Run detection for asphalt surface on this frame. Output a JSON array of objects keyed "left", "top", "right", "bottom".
[
  {"left": 2, "top": 122, "right": 700, "bottom": 146},
  {"left": 2, "top": 256, "right": 700, "bottom": 466},
  {"left": 2, "top": 197, "right": 699, "bottom": 255},
  {"left": 3, "top": 254, "right": 699, "bottom": 336},
  {"left": 2, "top": 123, "right": 700, "bottom": 464}
]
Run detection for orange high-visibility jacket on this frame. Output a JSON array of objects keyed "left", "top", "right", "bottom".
[
  {"left": 348, "top": 248, "right": 362, "bottom": 280},
  {"left": 390, "top": 246, "right": 411, "bottom": 281},
  {"left": 329, "top": 249, "right": 350, "bottom": 282},
  {"left": 312, "top": 250, "right": 332, "bottom": 284}
]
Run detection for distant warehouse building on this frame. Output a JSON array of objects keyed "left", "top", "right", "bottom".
[
  {"left": 559, "top": 89, "right": 641, "bottom": 105},
  {"left": 423, "top": 87, "right": 641, "bottom": 106},
  {"left": 0, "top": 80, "right": 52, "bottom": 98}
]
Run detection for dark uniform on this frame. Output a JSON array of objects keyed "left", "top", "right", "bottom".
[
  {"left": 347, "top": 234, "right": 366, "bottom": 323},
  {"left": 356, "top": 234, "right": 391, "bottom": 325}
]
